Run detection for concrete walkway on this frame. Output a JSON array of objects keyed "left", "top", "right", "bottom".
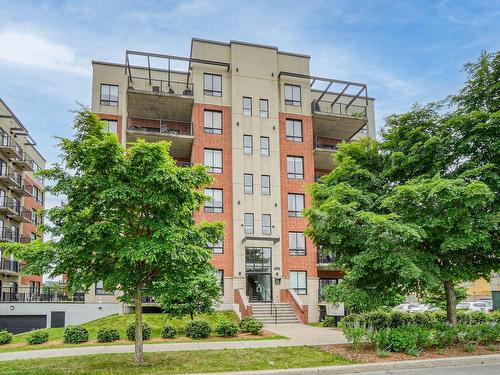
[{"left": 0, "top": 323, "right": 346, "bottom": 362}]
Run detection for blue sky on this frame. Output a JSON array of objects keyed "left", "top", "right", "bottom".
[{"left": 0, "top": 0, "right": 499, "bottom": 175}]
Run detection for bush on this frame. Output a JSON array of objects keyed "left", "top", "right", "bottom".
[
  {"left": 64, "top": 325, "right": 89, "bottom": 344},
  {"left": 96, "top": 327, "right": 120, "bottom": 343},
  {"left": 368, "top": 328, "right": 391, "bottom": 351},
  {"left": 239, "top": 317, "right": 263, "bottom": 335},
  {"left": 390, "top": 311, "right": 414, "bottom": 328},
  {"left": 0, "top": 330, "right": 13, "bottom": 345},
  {"left": 432, "top": 310, "right": 448, "bottom": 324},
  {"left": 185, "top": 320, "right": 211, "bottom": 339},
  {"left": 434, "top": 324, "right": 459, "bottom": 348},
  {"left": 322, "top": 316, "right": 336, "bottom": 328},
  {"left": 489, "top": 310, "right": 500, "bottom": 324},
  {"left": 364, "top": 311, "right": 391, "bottom": 330},
  {"left": 340, "top": 314, "right": 358, "bottom": 329},
  {"left": 477, "top": 323, "right": 500, "bottom": 345},
  {"left": 388, "top": 326, "right": 418, "bottom": 353},
  {"left": 413, "top": 312, "right": 438, "bottom": 328},
  {"left": 468, "top": 311, "right": 488, "bottom": 325},
  {"left": 161, "top": 324, "right": 178, "bottom": 339},
  {"left": 126, "top": 323, "right": 151, "bottom": 341},
  {"left": 25, "top": 329, "right": 49, "bottom": 345},
  {"left": 459, "top": 324, "right": 481, "bottom": 345},
  {"left": 344, "top": 326, "right": 367, "bottom": 352},
  {"left": 215, "top": 320, "right": 238, "bottom": 337}
]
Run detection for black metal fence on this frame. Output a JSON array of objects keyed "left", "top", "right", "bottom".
[{"left": 0, "top": 287, "right": 85, "bottom": 303}]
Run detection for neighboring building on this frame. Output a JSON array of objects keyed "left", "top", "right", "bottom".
[
  {"left": 90, "top": 38, "right": 375, "bottom": 322},
  {"left": 0, "top": 99, "right": 45, "bottom": 300}
]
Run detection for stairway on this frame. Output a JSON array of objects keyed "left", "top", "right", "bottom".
[{"left": 251, "top": 302, "right": 301, "bottom": 324}]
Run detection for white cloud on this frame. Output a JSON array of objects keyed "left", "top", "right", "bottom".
[{"left": 0, "top": 31, "right": 88, "bottom": 76}]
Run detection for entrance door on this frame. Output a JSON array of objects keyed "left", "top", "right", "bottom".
[{"left": 245, "top": 247, "right": 272, "bottom": 302}]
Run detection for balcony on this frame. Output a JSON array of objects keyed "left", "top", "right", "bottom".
[
  {"left": 312, "top": 99, "right": 367, "bottom": 139},
  {"left": 0, "top": 134, "right": 22, "bottom": 159},
  {"left": 317, "top": 252, "right": 336, "bottom": 270},
  {"left": 0, "top": 197, "right": 31, "bottom": 223},
  {"left": 0, "top": 168, "right": 22, "bottom": 189},
  {"left": 12, "top": 152, "right": 35, "bottom": 171},
  {"left": 0, "top": 286, "right": 85, "bottom": 303},
  {"left": 313, "top": 136, "right": 346, "bottom": 170},
  {"left": 0, "top": 228, "right": 31, "bottom": 243},
  {"left": 126, "top": 117, "right": 194, "bottom": 160},
  {"left": 0, "top": 257, "right": 20, "bottom": 275}
]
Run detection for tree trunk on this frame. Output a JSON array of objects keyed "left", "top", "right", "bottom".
[
  {"left": 134, "top": 283, "right": 144, "bottom": 364},
  {"left": 190, "top": 311, "right": 194, "bottom": 320},
  {"left": 444, "top": 280, "right": 457, "bottom": 325}
]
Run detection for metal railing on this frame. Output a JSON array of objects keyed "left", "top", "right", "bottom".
[
  {"left": 127, "top": 117, "right": 193, "bottom": 136},
  {"left": 264, "top": 289, "right": 278, "bottom": 324},
  {"left": 0, "top": 228, "right": 31, "bottom": 243},
  {"left": 0, "top": 257, "right": 20, "bottom": 273},
  {"left": 128, "top": 77, "right": 194, "bottom": 97},
  {"left": 312, "top": 99, "right": 367, "bottom": 118},
  {"left": 0, "top": 287, "right": 85, "bottom": 303},
  {"left": 317, "top": 252, "right": 336, "bottom": 264},
  {"left": 314, "top": 136, "right": 346, "bottom": 150},
  {"left": 176, "top": 161, "right": 193, "bottom": 167}
]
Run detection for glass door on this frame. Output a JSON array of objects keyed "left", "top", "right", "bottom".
[{"left": 245, "top": 247, "right": 272, "bottom": 302}]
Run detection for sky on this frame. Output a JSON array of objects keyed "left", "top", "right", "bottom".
[{"left": 0, "top": 0, "right": 499, "bottom": 195}]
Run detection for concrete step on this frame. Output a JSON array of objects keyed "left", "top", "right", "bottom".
[{"left": 250, "top": 302, "right": 300, "bottom": 324}]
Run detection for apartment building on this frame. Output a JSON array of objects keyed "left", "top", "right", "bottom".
[
  {"left": 90, "top": 38, "right": 375, "bottom": 322},
  {"left": 0, "top": 99, "right": 45, "bottom": 300}
]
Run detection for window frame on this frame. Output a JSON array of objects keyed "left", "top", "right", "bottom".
[
  {"left": 204, "top": 149, "right": 223, "bottom": 173},
  {"left": 204, "top": 188, "right": 223, "bottom": 213},
  {"left": 203, "top": 73, "right": 222, "bottom": 96},
  {"left": 260, "top": 136, "right": 270, "bottom": 156},
  {"left": 243, "top": 135, "right": 253, "bottom": 155},
  {"left": 95, "top": 280, "right": 114, "bottom": 295},
  {"left": 288, "top": 193, "right": 305, "bottom": 217},
  {"left": 262, "top": 214, "right": 272, "bottom": 235},
  {"left": 243, "top": 96, "right": 252, "bottom": 116},
  {"left": 259, "top": 99, "right": 269, "bottom": 118},
  {"left": 244, "top": 213, "right": 254, "bottom": 235},
  {"left": 286, "top": 119, "right": 303, "bottom": 142},
  {"left": 287, "top": 156, "right": 304, "bottom": 179},
  {"left": 208, "top": 240, "right": 224, "bottom": 254},
  {"left": 284, "top": 84, "right": 301, "bottom": 106},
  {"left": 289, "top": 232, "right": 306, "bottom": 256},
  {"left": 216, "top": 269, "right": 224, "bottom": 295},
  {"left": 290, "top": 271, "right": 307, "bottom": 295},
  {"left": 204, "top": 110, "right": 223, "bottom": 134},
  {"left": 103, "top": 119, "right": 118, "bottom": 133},
  {"left": 261, "top": 175, "right": 271, "bottom": 195},
  {"left": 244, "top": 173, "right": 254, "bottom": 194},
  {"left": 100, "top": 84, "right": 119, "bottom": 107}
]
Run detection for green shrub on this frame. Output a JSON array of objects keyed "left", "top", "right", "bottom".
[
  {"left": 322, "top": 316, "right": 336, "bottom": 327},
  {"left": 239, "top": 317, "right": 263, "bottom": 335},
  {"left": 468, "top": 311, "right": 488, "bottom": 325},
  {"left": 377, "top": 349, "right": 390, "bottom": 358},
  {"left": 340, "top": 314, "right": 358, "bottom": 329},
  {"left": 489, "top": 310, "right": 500, "bottom": 324},
  {"left": 64, "top": 325, "right": 89, "bottom": 344},
  {"left": 390, "top": 311, "right": 415, "bottom": 328},
  {"left": 434, "top": 324, "right": 459, "bottom": 348},
  {"left": 185, "top": 320, "right": 211, "bottom": 339},
  {"left": 477, "top": 323, "right": 499, "bottom": 345},
  {"left": 96, "top": 327, "right": 120, "bottom": 343},
  {"left": 464, "top": 342, "right": 476, "bottom": 352},
  {"left": 459, "top": 324, "right": 481, "bottom": 345},
  {"left": 413, "top": 312, "right": 438, "bottom": 327},
  {"left": 161, "top": 324, "right": 178, "bottom": 339},
  {"left": 432, "top": 310, "right": 448, "bottom": 324},
  {"left": 344, "top": 326, "right": 367, "bottom": 352},
  {"left": 126, "top": 323, "right": 151, "bottom": 341},
  {"left": 368, "top": 328, "right": 391, "bottom": 351},
  {"left": 365, "top": 310, "right": 391, "bottom": 330},
  {"left": 215, "top": 320, "right": 238, "bottom": 337},
  {"left": 25, "top": 329, "right": 49, "bottom": 345},
  {"left": 0, "top": 330, "right": 13, "bottom": 345},
  {"left": 388, "top": 326, "right": 418, "bottom": 353}
]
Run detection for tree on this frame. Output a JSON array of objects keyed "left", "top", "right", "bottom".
[
  {"left": 306, "top": 52, "right": 500, "bottom": 323},
  {"left": 4, "top": 109, "right": 223, "bottom": 363},
  {"left": 157, "top": 268, "right": 221, "bottom": 320}
]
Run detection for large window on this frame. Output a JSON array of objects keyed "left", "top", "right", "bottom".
[
  {"left": 244, "top": 213, "right": 254, "bottom": 234},
  {"left": 244, "top": 173, "right": 253, "bottom": 194},
  {"left": 204, "top": 110, "right": 222, "bottom": 134},
  {"left": 204, "top": 188, "right": 223, "bottom": 213},
  {"left": 319, "top": 278, "right": 339, "bottom": 302},
  {"left": 204, "top": 149, "right": 223, "bottom": 173},
  {"left": 243, "top": 97, "right": 252, "bottom": 116},
  {"left": 259, "top": 99, "right": 269, "bottom": 118},
  {"left": 216, "top": 270, "right": 224, "bottom": 295},
  {"left": 289, "top": 232, "right": 306, "bottom": 256},
  {"left": 245, "top": 247, "right": 272, "bottom": 273},
  {"left": 243, "top": 135, "right": 253, "bottom": 155},
  {"left": 102, "top": 119, "right": 118, "bottom": 133},
  {"left": 286, "top": 119, "right": 303, "bottom": 142},
  {"left": 284, "top": 84, "right": 301, "bottom": 106},
  {"left": 95, "top": 280, "right": 114, "bottom": 295},
  {"left": 0, "top": 159, "right": 7, "bottom": 176},
  {"left": 287, "top": 156, "right": 304, "bottom": 179},
  {"left": 204, "top": 73, "right": 222, "bottom": 96},
  {"left": 100, "top": 84, "right": 119, "bottom": 106},
  {"left": 290, "top": 271, "right": 307, "bottom": 295},
  {"left": 209, "top": 240, "right": 223, "bottom": 254},
  {"left": 260, "top": 136, "right": 270, "bottom": 156},
  {"left": 261, "top": 175, "right": 271, "bottom": 195},
  {"left": 288, "top": 193, "right": 305, "bottom": 217},
  {"left": 262, "top": 214, "right": 271, "bottom": 235}
]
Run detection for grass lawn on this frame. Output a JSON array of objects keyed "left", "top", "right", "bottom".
[
  {"left": 2, "top": 311, "right": 285, "bottom": 353},
  {"left": 0, "top": 346, "right": 354, "bottom": 374}
]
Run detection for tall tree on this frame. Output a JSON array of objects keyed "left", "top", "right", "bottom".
[{"left": 4, "top": 109, "right": 223, "bottom": 363}]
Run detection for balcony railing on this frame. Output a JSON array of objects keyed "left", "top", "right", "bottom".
[
  {"left": 318, "top": 252, "right": 336, "bottom": 264},
  {"left": 0, "top": 134, "right": 23, "bottom": 159},
  {"left": 128, "top": 77, "right": 194, "bottom": 97},
  {"left": 127, "top": 117, "right": 193, "bottom": 136},
  {"left": 312, "top": 100, "right": 367, "bottom": 118},
  {"left": 314, "top": 136, "right": 346, "bottom": 151},
  {"left": 176, "top": 161, "right": 193, "bottom": 167},
  {"left": 12, "top": 152, "right": 36, "bottom": 171},
  {"left": 0, "top": 228, "right": 31, "bottom": 243},
  {"left": 0, "top": 287, "right": 85, "bottom": 303},
  {"left": 0, "top": 257, "right": 20, "bottom": 273}
]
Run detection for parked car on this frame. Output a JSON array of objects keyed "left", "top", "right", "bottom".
[
  {"left": 456, "top": 301, "right": 490, "bottom": 312},
  {"left": 394, "top": 303, "right": 439, "bottom": 313}
]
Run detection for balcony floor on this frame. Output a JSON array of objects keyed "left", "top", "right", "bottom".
[{"left": 313, "top": 112, "right": 367, "bottom": 139}]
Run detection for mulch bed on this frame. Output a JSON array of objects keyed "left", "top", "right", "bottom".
[{"left": 320, "top": 343, "right": 499, "bottom": 363}]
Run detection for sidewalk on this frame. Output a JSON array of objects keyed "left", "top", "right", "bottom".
[{"left": 0, "top": 323, "right": 347, "bottom": 362}]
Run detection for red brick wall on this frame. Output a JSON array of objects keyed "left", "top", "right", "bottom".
[
  {"left": 278, "top": 113, "right": 317, "bottom": 278},
  {"left": 96, "top": 114, "right": 123, "bottom": 144},
  {"left": 191, "top": 104, "right": 234, "bottom": 277},
  {"left": 280, "top": 289, "right": 308, "bottom": 323}
]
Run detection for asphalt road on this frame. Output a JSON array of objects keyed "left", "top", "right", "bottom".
[{"left": 353, "top": 363, "right": 500, "bottom": 375}]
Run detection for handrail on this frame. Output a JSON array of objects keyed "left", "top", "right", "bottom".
[
  {"left": 264, "top": 289, "right": 278, "bottom": 324},
  {"left": 288, "top": 288, "right": 305, "bottom": 310}
]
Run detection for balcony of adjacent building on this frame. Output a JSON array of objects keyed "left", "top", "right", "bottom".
[
  {"left": 0, "top": 132, "right": 23, "bottom": 160},
  {"left": 0, "top": 197, "right": 32, "bottom": 223},
  {"left": 0, "top": 257, "right": 20, "bottom": 275}
]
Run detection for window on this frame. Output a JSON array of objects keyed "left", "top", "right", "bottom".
[
  {"left": 204, "top": 110, "right": 222, "bottom": 134},
  {"left": 260, "top": 136, "right": 270, "bottom": 156},
  {"left": 244, "top": 173, "right": 253, "bottom": 194},
  {"left": 204, "top": 149, "right": 223, "bottom": 173},
  {"left": 244, "top": 213, "right": 254, "bottom": 234},
  {"left": 287, "top": 156, "right": 304, "bottom": 179},
  {"left": 243, "top": 135, "right": 253, "bottom": 155},
  {"left": 0, "top": 189, "right": 5, "bottom": 206},
  {"left": 216, "top": 270, "right": 224, "bottom": 295},
  {"left": 319, "top": 278, "right": 339, "bottom": 302},
  {"left": 262, "top": 214, "right": 271, "bottom": 235},
  {"left": 290, "top": 271, "right": 307, "bottom": 295},
  {"left": 284, "top": 84, "right": 301, "bottom": 106},
  {"left": 208, "top": 240, "right": 223, "bottom": 254},
  {"left": 289, "top": 232, "right": 306, "bottom": 255},
  {"left": 103, "top": 119, "right": 117, "bottom": 133},
  {"left": 204, "top": 188, "right": 223, "bottom": 213},
  {"left": 259, "top": 99, "right": 269, "bottom": 118},
  {"left": 95, "top": 280, "right": 114, "bottom": 295},
  {"left": 243, "top": 97, "right": 252, "bottom": 116},
  {"left": 0, "top": 159, "right": 7, "bottom": 176},
  {"left": 30, "top": 232, "right": 37, "bottom": 241},
  {"left": 100, "top": 84, "right": 119, "bottom": 106},
  {"left": 288, "top": 193, "right": 305, "bottom": 217},
  {"left": 286, "top": 119, "right": 303, "bottom": 142},
  {"left": 261, "top": 175, "right": 270, "bottom": 195},
  {"left": 31, "top": 209, "right": 37, "bottom": 225},
  {"left": 204, "top": 73, "right": 222, "bottom": 96}
]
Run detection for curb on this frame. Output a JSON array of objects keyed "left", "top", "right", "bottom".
[{"left": 202, "top": 354, "right": 500, "bottom": 375}]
